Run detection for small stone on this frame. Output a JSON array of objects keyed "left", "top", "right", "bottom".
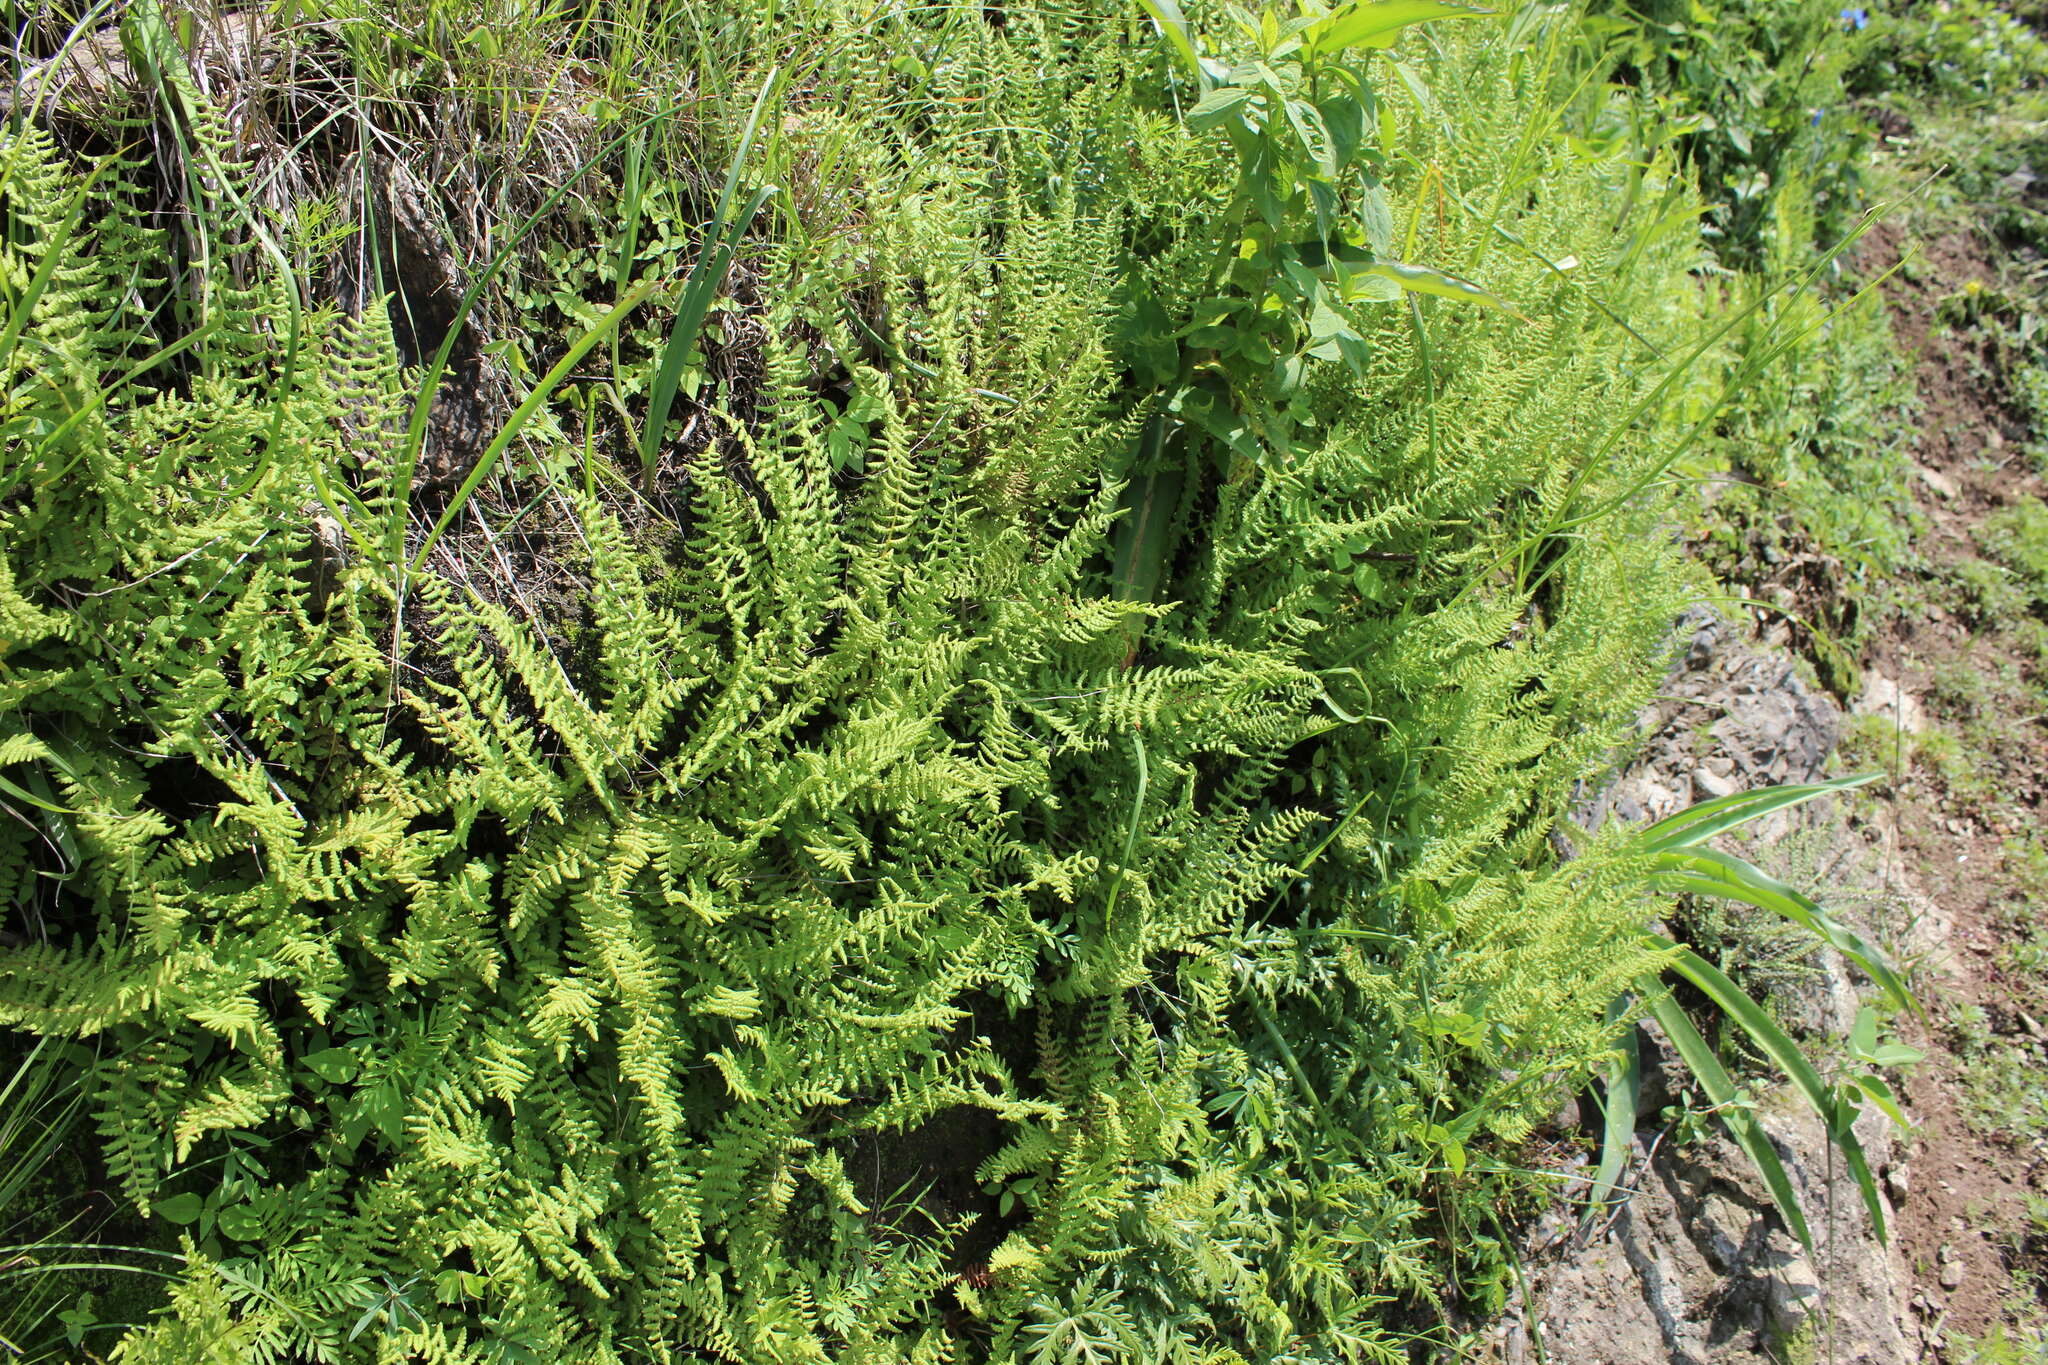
[
  {"left": 1766, "top": 1254, "right": 1823, "bottom": 1334},
  {"left": 1887, "top": 1166, "right": 1910, "bottom": 1201},
  {"left": 1693, "top": 768, "right": 1739, "bottom": 800},
  {"left": 1852, "top": 674, "right": 1927, "bottom": 733},
  {"left": 1918, "top": 465, "right": 1960, "bottom": 499},
  {"left": 1941, "top": 1258, "right": 1965, "bottom": 1291}
]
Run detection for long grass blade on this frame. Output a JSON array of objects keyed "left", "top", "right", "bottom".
[
  {"left": 1660, "top": 941, "right": 1889, "bottom": 1241},
  {"left": 1653, "top": 848, "right": 1914, "bottom": 1013},
  {"left": 1638, "top": 774, "right": 1878, "bottom": 853},
  {"left": 1582, "top": 996, "right": 1639, "bottom": 1230},
  {"left": 1645, "top": 985, "right": 1811, "bottom": 1251},
  {"left": 639, "top": 67, "right": 782, "bottom": 482},
  {"left": 411, "top": 280, "right": 659, "bottom": 572},
  {"left": 1136, "top": 0, "right": 1208, "bottom": 89},
  {"left": 387, "top": 102, "right": 682, "bottom": 563},
  {"left": 1110, "top": 414, "right": 1180, "bottom": 663}
]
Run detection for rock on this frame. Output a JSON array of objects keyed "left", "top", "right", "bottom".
[
  {"left": 1763, "top": 1252, "right": 1823, "bottom": 1336},
  {"left": 1536, "top": 607, "right": 1924, "bottom": 1365},
  {"left": 1940, "top": 1258, "right": 1965, "bottom": 1291},
  {"left": 1528, "top": 1105, "right": 1912, "bottom": 1364},
  {"left": 1694, "top": 767, "right": 1740, "bottom": 800},
  {"left": 1852, "top": 673, "right": 1928, "bottom": 735},
  {"left": 1576, "top": 607, "right": 1840, "bottom": 839},
  {"left": 1917, "top": 464, "right": 1961, "bottom": 499}
]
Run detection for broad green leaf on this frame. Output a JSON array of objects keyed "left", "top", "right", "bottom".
[
  {"left": 1188, "top": 85, "right": 1254, "bottom": 131},
  {"left": 153, "top": 1192, "right": 204, "bottom": 1225},
  {"left": 1848, "top": 1074, "right": 1909, "bottom": 1129},
  {"left": 1319, "top": 93, "right": 1367, "bottom": 169},
  {"left": 1357, "top": 259, "right": 1508, "bottom": 309},
  {"left": 1283, "top": 97, "right": 1334, "bottom": 173},
  {"left": 1359, "top": 182, "right": 1395, "bottom": 255},
  {"left": 1310, "top": 1, "right": 1492, "bottom": 54},
  {"left": 1343, "top": 273, "right": 1405, "bottom": 304},
  {"left": 302, "top": 1046, "right": 360, "bottom": 1084},
  {"left": 1308, "top": 292, "right": 1350, "bottom": 342},
  {"left": 217, "top": 1204, "right": 264, "bottom": 1241}
]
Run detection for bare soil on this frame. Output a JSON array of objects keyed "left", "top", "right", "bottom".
[{"left": 1850, "top": 218, "right": 2048, "bottom": 1356}]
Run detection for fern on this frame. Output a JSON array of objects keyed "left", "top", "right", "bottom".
[{"left": 0, "top": 2, "right": 1729, "bottom": 1359}]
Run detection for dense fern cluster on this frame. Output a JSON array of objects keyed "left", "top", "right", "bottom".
[{"left": 3, "top": 4, "right": 1713, "bottom": 1360}]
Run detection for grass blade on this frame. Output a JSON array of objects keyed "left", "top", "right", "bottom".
[
  {"left": 1638, "top": 774, "right": 1878, "bottom": 853},
  {"left": 1136, "top": 0, "right": 1208, "bottom": 89},
  {"left": 1659, "top": 946, "right": 1834, "bottom": 1133},
  {"left": 1109, "top": 415, "right": 1182, "bottom": 664},
  {"left": 1582, "top": 994, "right": 1639, "bottom": 1231},
  {"left": 411, "top": 280, "right": 659, "bottom": 572},
  {"left": 639, "top": 67, "right": 782, "bottom": 482},
  {"left": 1652, "top": 848, "right": 1914, "bottom": 1014},
  {"left": 1645, "top": 984, "right": 1811, "bottom": 1251},
  {"left": 387, "top": 102, "right": 681, "bottom": 563},
  {"left": 1357, "top": 258, "right": 1510, "bottom": 309}
]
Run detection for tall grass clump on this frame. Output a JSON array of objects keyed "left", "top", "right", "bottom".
[{"left": 0, "top": 0, "right": 1794, "bottom": 1358}]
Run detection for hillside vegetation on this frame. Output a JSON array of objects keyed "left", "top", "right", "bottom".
[{"left": 0, "top": 0, "right": 1922, "bottom": 1360}]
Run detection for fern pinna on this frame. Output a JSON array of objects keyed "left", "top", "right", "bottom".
[{"left": 2, "top": 4, "right": 1709, "bottom": 1361}]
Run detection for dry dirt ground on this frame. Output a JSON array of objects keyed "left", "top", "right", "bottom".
[{"left": 1851, "top": 219, "right": 2048, "bottom": 1357}]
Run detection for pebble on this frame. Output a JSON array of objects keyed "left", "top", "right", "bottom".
[{"left": 1918, "top": 466, "right": 1961, "bottom": 499}]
